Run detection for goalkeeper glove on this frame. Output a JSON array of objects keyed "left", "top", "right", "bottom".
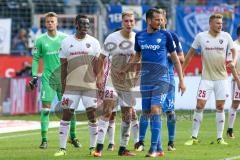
[{"left": 29, "top": 76, "right": 38, "bottom": 90}]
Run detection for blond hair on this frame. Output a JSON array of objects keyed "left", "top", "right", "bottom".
[
  {"left": 122, "top": 11, "right": 134, "bottom": 19},
  {"left": 209, "top": 13, "right": 223, "bottom": 23},
  {"left": 45, "top": 12, "right": 58, "bottom": 18}
]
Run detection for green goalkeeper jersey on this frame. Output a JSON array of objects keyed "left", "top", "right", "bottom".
[{"left": 32, "top": 32, "right": 67, "bottom": 83}]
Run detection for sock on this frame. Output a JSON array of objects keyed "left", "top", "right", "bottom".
[
  {"left": 139, "top": 114, "right": 149, "bottom": 142},
  {"left": 120, "top": 121, "right": 131, "bottom": 147},
  {"left": 107, "top": 120, "right": 115, "bottom": 145},
  {"left": 167, "top": 112, "right": 176, "bottom": 142},
  {"left": 228, "top": 107, "right": 237, "bottom": 129},
  {"left": 131, "top": 119, "right": 139, "bottom": 144},
  {"left": 40, "top": 108, "right": 50, "bottom": 142},
  {"left": 150, "top": 114, "right": 161, "bottom": 152},
  {"left": 97, "top": 119, "right": 109, "bottom": 144},
  {"left": 88, "top": 121, "right": 98, "bottom": 148},
  {"left": 59, "top": 120, "right": 70, "bottom": 149},
  {"left": 156, "top": 139, "right": 163, "bottom": 152},
  {"left": 216, "top": 110, "right": 225, "bottom": 139},
  {"left": 192, "top": 109, "right": 203, "bottom": 138},
  {"left": 70, "top": 112, "right": 77, "bottom": 139}
]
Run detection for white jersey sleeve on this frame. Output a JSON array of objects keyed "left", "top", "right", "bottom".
[
  {"left": 192, "top": 33, "right": 201, "bottom": 50},
  {"left": 59, "top": 39, "right": 68, "bottom": 58},
  {"left": 102, "top": 35, "right": 114, "bottom": 57},
  {"left": 226, "top": 33, "right": 234, "bottom": 50},
  {"left": 93, "top": 39, "right": 101, "bottom": 57}
]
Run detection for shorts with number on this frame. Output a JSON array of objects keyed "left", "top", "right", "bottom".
[
  {"left": 41, "top": 82, "right": 62, "bottom": 102},
  {"left": 103, "top": 85, "right": 136, "bottom": 107},
  {"left": 61, "top": 90, "right": 97, "bottom": 109},
  {"left": 197, "top": 79, "right": 229, "bottom": 100},
  {"left": 231, "top": 80, "right": 240, "bottom": 101},
  {"left": 141, "top": 85, "right": 168, "bottom": 112}
]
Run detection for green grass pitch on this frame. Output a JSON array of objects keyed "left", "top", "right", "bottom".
[{"left": 1, "top": 110, "right": 240, "bottom": 160}]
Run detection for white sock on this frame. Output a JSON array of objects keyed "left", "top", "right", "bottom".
[
  {"left": 131, "top": 119, "right": 139, "bottom": 144},
  {"left": 97, "top": 119, "right": 109, "bottom": 144},
  {"left": 59, "top": 120, "right": 70, "bottom": 149},
  {"left": 120, "top": 121, "right": 131, "bottom": 147},
  {"left": 228, "top": 107, "right": 237, "bottom": 128},
  {"left": 216, "top": 110, "right": 225, "bottom": 139},
  {"left": 107, "top": 120, "right": 115, "bottom": 145},
  {"left": 88, "top": 121, "right": 98, "bottom": 148},
  {"left": 192, "top": 110, "right": 203, "bottom": 138}
]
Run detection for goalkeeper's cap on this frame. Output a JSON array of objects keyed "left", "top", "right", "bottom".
[{"left": 237, "top": 25, "right": 240, "bottom": 37}]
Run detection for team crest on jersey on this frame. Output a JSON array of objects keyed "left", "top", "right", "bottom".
[
  {"left": 86, "top": 43, "right": 91, "bottom": 48},
  {"left": 156, "top": 38, "right": 162, "bottom": 44},
  {"left": 206, "top": 40, "right": 209, "bottom": 43},
  {"left": 219, "top": 39, "right": 223, "bottom": 44},
  {"left": 69, "top": 44, "right": 73, "bottom": 48}
]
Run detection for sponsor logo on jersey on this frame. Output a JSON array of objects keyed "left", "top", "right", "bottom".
[{"left": 140, "top": 44, "right": 160, "bottom": 50}]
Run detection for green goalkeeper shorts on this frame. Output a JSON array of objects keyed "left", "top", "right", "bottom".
[{"left": 41, "top": 82, "right": 62, "bottom": 102}]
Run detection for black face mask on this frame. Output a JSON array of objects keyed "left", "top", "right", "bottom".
[{"left": 77, "top": 18, "right": 90, "bottom": 29}]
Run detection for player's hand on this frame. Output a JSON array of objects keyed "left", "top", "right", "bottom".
[
  {"left": 96, "top": 75, "right": 104, "bottom": 89},
  {"left": 178, "top": 80, "right": 186, "bottom": 96},
  {"left": 29, "top": 76, "right": 38, "bottom": 90},
  {"left": 227, "top": 61, "right": 235, "bottom": 69}
]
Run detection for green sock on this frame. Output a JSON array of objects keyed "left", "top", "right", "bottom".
[
  {"left": 70, "top": 112, "right": 77, "bottom": 139},
  {"left": 40, "top": 109, "right": 50, "bottom": 142}
]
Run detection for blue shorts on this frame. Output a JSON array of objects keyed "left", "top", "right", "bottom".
[
  {"left": 140, "top": 81, "right": 170, "bottom": 111},
  {"left": 163, "top": 77, "right": 175, "bottom": 112}
]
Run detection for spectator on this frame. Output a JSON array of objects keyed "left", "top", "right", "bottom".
[{"left": 12, "top": 28, "right": 29, "bottom": 56}]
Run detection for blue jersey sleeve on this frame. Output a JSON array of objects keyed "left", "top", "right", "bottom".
[
  {"left": 171, "top": 32, "right": 183, "bottom": 53},
  {"left": 165, "top": 31, "right": 175, "bottom": 54},
  {"left": 134, "top": 32, "right": 141, "bottom": 53}
]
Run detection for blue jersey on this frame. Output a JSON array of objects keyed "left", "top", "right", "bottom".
[
  {"left": 135, "top": 29, "right": 175, "bottom": 85},
  {"left": 167, "top": 31, "right": 183, "bottom": 80}
]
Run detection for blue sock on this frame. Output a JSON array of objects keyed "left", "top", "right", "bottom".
[
  {"left": 157, "top": 139, "right": 163, "bottom": 152},
  {"left": 150, "top": 114, "right": 161, "bottom": 152},
  {"left": 167, "top": 112, "right": 176, "bottom": 142},
  {"left": 139, "top": 114, "right": 149, "bottom": 142}
]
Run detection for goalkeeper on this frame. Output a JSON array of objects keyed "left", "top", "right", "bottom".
[{"left": 30, "top": 12, "right": 80, "bottom": 149}]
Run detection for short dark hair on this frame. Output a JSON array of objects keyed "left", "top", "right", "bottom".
[
  {"left": 146, "top": 8, "right": 160, "bottom": 20},
  {"left": 237, "top": 25, "right": 240, "bottom": 36},
  {"left": 75, "top": 14, "right": 88, "bottom": 24}
]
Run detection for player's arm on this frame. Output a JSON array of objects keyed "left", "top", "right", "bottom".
[
  {"left": 172, "top": 32, "right": 185, "bottom": 63},
  {"left": 182, "top": 47, "right": 195, "bottom": 72},
  {"left": 59, "top": 40, "right": 68, "bottom": 94},
  {"left": 60, "top": 58, "right": 68, "bottom": 94},
  {"left": 96, "top": 53, "right": 106, "bottom": 89},
  {"left": 227, "top": 48, "right": 240, "bottom": 89},
  {"left": 170, "top": 52, "right": 186, "bottom": 95},
  {"left": 29, "top": 38, "right": 41, "bottom": 89},
  {"left": 166, "top": 31, "right": 186, "bottom": 95}
]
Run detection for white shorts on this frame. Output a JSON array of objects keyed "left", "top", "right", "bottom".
[
  {"left": 231, "top": 80, "right": 240, "bottom": 101},
  {"left": 61, "top": 90, "right": 97, "bottom": 109},
  {"left": 197, "top": 79, "right": 229, "bottom": 100},
  {"left": 103, "top": 85, "right": 136, "bottom": 107}
]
